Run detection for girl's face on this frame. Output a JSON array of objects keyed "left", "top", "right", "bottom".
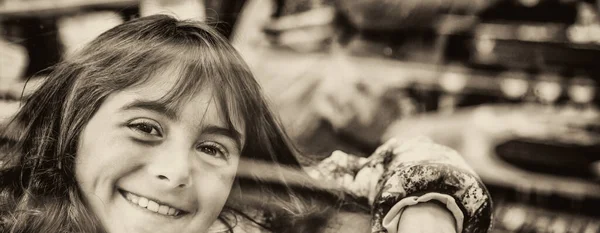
[{"left": 75, "top": 68, "right": 245, "bottom": 233}]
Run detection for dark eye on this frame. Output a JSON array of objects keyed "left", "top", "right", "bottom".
[
  {"left": 199, "top": 146, "right": 218, "bottom": 155},
  {"left": 128, "top": 119, "right": 163, "bottom": 137},
  {"left": 196, "top": 142, "right": 228, "bottom": 160}
]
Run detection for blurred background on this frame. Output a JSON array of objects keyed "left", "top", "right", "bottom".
[{"left": 1, "top": 0, "right": 599, "bottom": 232}]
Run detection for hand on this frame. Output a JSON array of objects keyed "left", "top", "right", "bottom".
[{"left": 396, "top": 202, "right": 457, "bottom": 233}]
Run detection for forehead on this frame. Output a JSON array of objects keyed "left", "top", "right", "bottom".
[
  {"left": 121, "top": 65, "right": 246, "bottom": 137},
  {"left": 131, "top": 66, "right": 184, "bottom": 100}
]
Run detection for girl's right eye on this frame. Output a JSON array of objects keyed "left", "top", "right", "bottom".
[{"left": 127, "top": 119, "right": 163, "bottom": 138}]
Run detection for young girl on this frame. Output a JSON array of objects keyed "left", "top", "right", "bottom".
[{"left": 0, "top": 15, "right": 491, "bottom": 233}]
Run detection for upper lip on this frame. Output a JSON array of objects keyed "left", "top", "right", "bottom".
[{"left": 118, "top": 188, "right": 194, "bottom": 214}]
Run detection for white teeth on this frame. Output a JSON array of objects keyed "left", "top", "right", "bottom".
[
  {"left": 131, "top": 196, "right": 139, "bottom": 204},
  {"left": 126, "top": 192, "right": 139, "bottom": 204},
  {"left": 147, "top": 200, "right": 159, "bottom": 212},
  {"left": 122, "top": 191, "right": 182, "bottom": 216},
  {"left": 138, "top": 197, "right": 149, "bottom": 208},
  {"left": 158, "top": 205, "right": 169, "bottom": 215}
]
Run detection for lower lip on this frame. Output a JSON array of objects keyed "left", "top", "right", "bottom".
[{"left": 118, "top": 189, "right": 185, "bottom": 219}]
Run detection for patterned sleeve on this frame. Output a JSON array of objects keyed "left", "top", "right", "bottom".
[{"left": 306, "top": 136, "right": 493, "bottom": 233}]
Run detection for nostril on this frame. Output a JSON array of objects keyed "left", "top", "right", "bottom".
[
  {"left": 157, "top": 175, "right": 169, "bottom": 181},
  {"left": 156, "top": 175, "right": 188, "bottom": 188}
]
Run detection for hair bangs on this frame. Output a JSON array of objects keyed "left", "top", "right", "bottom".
[{"left": 147, "top": 41, "right": 251, "bottom": 139}]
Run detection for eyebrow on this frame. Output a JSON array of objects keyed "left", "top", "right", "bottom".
[
  {"left": 121, "top": 100, "right": 179, "bottom": 120},
  {"left": 201, "top": 125, "right": 244, "bottom": 151}
]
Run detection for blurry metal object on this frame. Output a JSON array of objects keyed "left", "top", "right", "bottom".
[
  {"left": 547, "top": 216, "right": 568, "bottom": 233},
  {"left": 462, "top": 104, "right": 600, "bottom": 232},
  {"left": 440, "top": 70, "right": 468, "bottom": 94},
  {"left": 568, "top": 77, "right": 596, "bottom": 105},
  {"left": 499, "top": 71, "right": 529, "bottom": 100},
  {"left": 567, "top": 24, "right": 594, "bottom": 43},
  {"left": 474, "top": 36, "right": 495, "bottom": 55},
  {"left": 471, "top": 18, "right": 600, "bottom": 71},
  {"left": 516, "top": 23, "right": 562, "bottom": 42},
  {"left": 533, "top": 74, "right": 563, "bottom": 104},
  {"left": 438, "top": 70, "right": 468, "bottom": 114},
  {"left": 566, "top": 2, "right": 600, "bottom": 44},
  {"left": 561, "top": 87, "right": 599, "bottom": 133},
  {"left": 500, "top": 205, "right": 527, "bottom": 232},
  {"left": 472, "top": 36, "right": 497, "bottom": 64},
  {"left": 495, "top": 138, "right": 600, "bottom": 179},
  {"left": 336, "top": 0, "right": 498, "bottom": 30},
  {"left": 533, "top": 215, "right": 552, "bottom": 232},
  {"left": 492, "top": 202, "right": 600, "bottom": 233},
  {"left": 464, "top": 105, "right": 600, "bottom": 197}
]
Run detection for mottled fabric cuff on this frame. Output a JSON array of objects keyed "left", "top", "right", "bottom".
[
  {"left": 371, "top": 163, "right": 493, "bottom": 233},
  {"left": 382, "top": 193, "right": 464, "bottom": 233}
]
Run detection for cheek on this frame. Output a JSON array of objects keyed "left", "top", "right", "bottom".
[
  {"left": 192, "top": 166, "right": 237, "bottom": 212},
  {"left": 75, "top": 123, "right": 105, "bottom": 187},
  {"left": 75, "top": 121, "right": 144, "bottom": 194}
]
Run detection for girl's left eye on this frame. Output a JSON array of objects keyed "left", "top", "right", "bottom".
[
  {"left": 127, "top": 119, "right": 163, "bottom": 138},
  {"left": 196, "top": 142, "right": 229, "bottom": 161}
]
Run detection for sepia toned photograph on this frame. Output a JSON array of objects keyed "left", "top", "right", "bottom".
[{"left": 0, "top": 0, "right": 598, "bottom": 232}]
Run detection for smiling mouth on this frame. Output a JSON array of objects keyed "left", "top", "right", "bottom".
[{"left": 118, "top": 189, "right": 187, "bottom": 217}]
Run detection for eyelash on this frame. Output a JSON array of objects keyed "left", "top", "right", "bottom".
[
  {"left": 196, "top": 141, "right": 229, "bottom": 160},
  {"left": 127, "top": 119, "right": 163, "bottom": 138}
]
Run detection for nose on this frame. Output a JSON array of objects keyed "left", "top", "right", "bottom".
[{"left": 147, "top": 146, "right": 192, "bottom": 189}]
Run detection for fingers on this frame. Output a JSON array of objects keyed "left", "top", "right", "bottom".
[
  {"left": 351, "top": 163, "right": 382, "bottom": 199},
  {"left": 314, "top": 150, "right": 386, "bottom": 200},
  {"left": 319, "top": 150, "right": 364, "bottom": 174}
]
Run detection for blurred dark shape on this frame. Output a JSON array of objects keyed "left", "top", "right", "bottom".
[
  {"left": 496, "top": 138, "right": 600, "bottom": 179},
  {"left": 205, "top": 0, "right": 247, "bottom": 38},
  {"left": 479, "top": 0, "right": 577, "bottom": 23},
  {"left": 2, "top": 17, "right": 61, "bottom": 77},
  {"left": 337, "top": 0, "right": 498, "bottom": 30}
]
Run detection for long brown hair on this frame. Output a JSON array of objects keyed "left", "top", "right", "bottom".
[{"left": 0, "top": 15, "right": 352, "bottom": 233}]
